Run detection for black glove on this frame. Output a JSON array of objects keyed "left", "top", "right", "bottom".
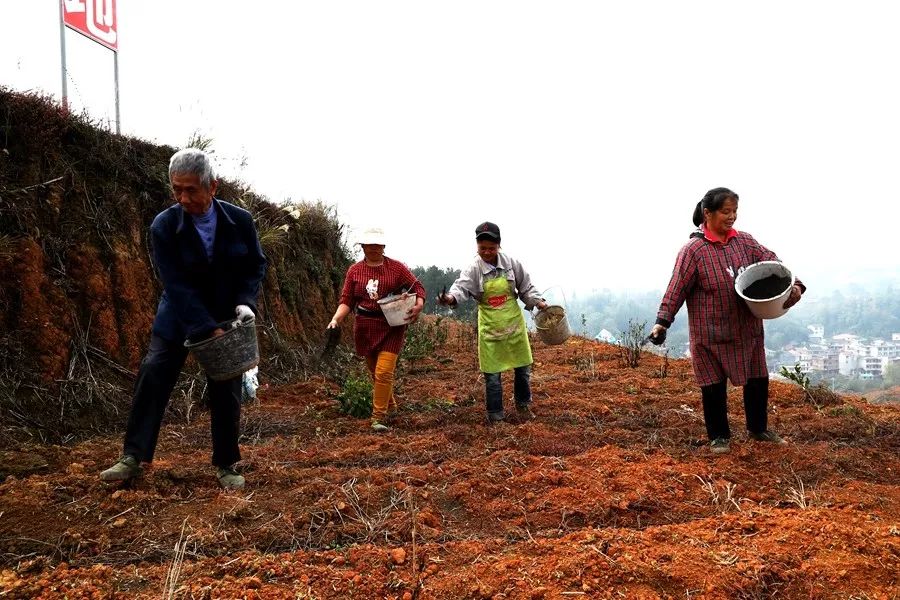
[
  {"left": 647, "top": 329, "right": 666, "bottom": 346},
  {"left": 436, "top": 286, "right": 453, "bottom": 306}
]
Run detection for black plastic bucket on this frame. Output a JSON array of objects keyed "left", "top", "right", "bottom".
[{"left": 184, "top": 317, "right": 260, "bottom": 381}]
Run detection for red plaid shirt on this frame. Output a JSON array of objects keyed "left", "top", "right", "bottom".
[
  {"left": 657, "top": 230, "right": 804, "bottom": 387},
  {"left": 339, "top": 257, "right": 425, "bottom": 356}
]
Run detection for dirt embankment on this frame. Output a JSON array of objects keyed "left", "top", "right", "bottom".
[{"left": 0, "top": 90, "right": 350, "bottom": 442}]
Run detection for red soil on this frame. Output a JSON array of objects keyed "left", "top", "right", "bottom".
[{"left": 0, "top": 332, "right": 897, "bottom": 599}]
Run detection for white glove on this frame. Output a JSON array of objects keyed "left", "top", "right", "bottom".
[{"left": 235, "top": 304, "right": 254, "bottom": 323}]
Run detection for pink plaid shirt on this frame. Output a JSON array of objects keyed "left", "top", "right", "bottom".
[{"left": 657, "top": 230, "right": 804, "bottom": 387}]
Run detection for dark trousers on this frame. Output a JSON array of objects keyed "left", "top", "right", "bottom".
[
  {"left": 700, "top": 376, "right": 768, "bottom": 440},
  {"left": 123, "top": 334, "right": 241, "bottom": 467},
  {"left": 484, "top": 366, "right": 531, "bottom": 417}
]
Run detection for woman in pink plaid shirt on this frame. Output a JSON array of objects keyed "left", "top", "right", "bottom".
[
  {"left": 651, "top": 188, "right": 805, "bottom": 454},
  {"left": 328, "top": 227, "right": 426, "bottom": 433}
]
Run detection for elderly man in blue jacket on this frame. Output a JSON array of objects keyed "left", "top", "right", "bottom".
[{"left": 100, "top": 148, "right": 267, "bottom": 489}]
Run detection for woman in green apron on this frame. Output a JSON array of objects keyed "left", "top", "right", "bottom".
[{"left": 437, "top": 222, "right": 548, "bottom": 422}]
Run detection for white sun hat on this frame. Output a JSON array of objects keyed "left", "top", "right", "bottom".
[{"left": 358, "top": 227, "right": 387, "bottom": 246}]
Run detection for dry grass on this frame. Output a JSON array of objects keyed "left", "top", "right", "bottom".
[
  {"left": 695, "top": 474, "right": 743, "bottom": 514},
  {"left": 162, "top": 519, "right": 190, "bottom": 600},
  {"left": 785, "top": 471, "right": 817, "bottom": 510},
  {"left": 338, "top": 478, "right": 404, "bottom": 543}
]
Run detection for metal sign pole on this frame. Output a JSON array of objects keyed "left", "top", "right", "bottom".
[
  {"left": 113, "top": 49, "right": 121, "bottom": 134},
  {"left": 60, "top": 0, "right": 120, "bottom": 130},
  {"left": 58, "top": 0, "right": 68, "bottom": 111}
]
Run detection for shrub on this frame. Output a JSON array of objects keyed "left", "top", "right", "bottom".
[
  {"left": 779, "top": 363, "right": 842, "bottom": 409},
  {"left": 619, "top": 319, "right": 647, "bottom": 368},
  {"left": 652, "top": 348, "right": 669, "bottom": 379},
  {"left": 403, "top": 316, "right": 449, "bottom": 362},
  {"left": 337, "top": 373, "right": 373, "bottom": 418},
  {"left": 779, "top": 363, "right": 810, "bottom": 389}
]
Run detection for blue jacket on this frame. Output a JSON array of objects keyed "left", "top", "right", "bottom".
[{"left": 150, "top": 199, "right": 267, "bottom": 342}]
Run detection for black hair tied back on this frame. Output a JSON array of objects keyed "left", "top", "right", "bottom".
[
  {"left": 692, "top": 201, "right": 704, "bottom": 227},
  {"left": 692, "top": 187, "right": 738, "bottom": 227}
]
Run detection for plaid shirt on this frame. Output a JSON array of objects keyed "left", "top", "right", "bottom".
[
  {"left": 657, "top": 229, "right": 804, "bottom": 387},
  {"left": 339, "top": 256, "right": 425, "bottom": 356}
]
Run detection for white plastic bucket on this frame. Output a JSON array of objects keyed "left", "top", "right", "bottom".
[
  {"left": 377, "top": 294, "right": 416, "bottom": 327},
  {"left": 534, "top": 305, "right": 571, "bottom": 345},
  {"left": 734, "top": 261, "right": 795, "bottom": 320}
]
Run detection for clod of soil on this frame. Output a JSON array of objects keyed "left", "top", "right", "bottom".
[
  {"left": 390, "top": 547, "right": 407, "bottom": 565},
  {"left": 742, "top": 274, "right": 792, "bottom": 299}
]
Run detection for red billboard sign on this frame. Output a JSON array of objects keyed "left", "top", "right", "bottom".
[{"left": 62, "top": 0, "right": 118, "bottom": 51}]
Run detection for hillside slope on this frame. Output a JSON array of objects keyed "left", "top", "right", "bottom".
[
  {"left": 0, "top": 329, "right": 897, "bottom": 599},
  {"left": 0, "top": 89, "right": 350, "bottom": 441}
]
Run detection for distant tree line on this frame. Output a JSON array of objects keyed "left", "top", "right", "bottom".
[
  {"left": 410, "top": 266, "right": 476, "bottom": 322},
  {"left": 796, "top": 287, "right": 900, "bottom": 340},
  {"left": 565, "top": 290, "right": 690, "bottom": 349}
]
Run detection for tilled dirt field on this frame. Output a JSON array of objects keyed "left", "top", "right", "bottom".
[{"left": 1, "top": 335, "right": 898, "bottom": 599}]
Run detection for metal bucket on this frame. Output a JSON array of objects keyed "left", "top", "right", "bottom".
[
  {"left": 734, "top": 261, "right": 795, "bottom": 320},
  {"left": 534, "top": 305, "right": 571, "bottom": 345},
  {"left": 184, "top": 317, "right": 260, "bottom": 381}
]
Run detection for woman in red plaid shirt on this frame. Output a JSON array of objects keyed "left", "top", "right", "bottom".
[
  {"left": 651, "top": 188, "right": 805, "bottom": 454},
  {"left": 328, "top": 227, "right": 426, "bottom": 432}
]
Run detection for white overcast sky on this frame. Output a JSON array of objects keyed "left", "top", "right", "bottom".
[{"left": 2, "top": 1, "right": 898, "bottom": 298}]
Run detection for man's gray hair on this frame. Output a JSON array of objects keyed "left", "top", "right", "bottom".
[{"left": 169, "top": 148, "right": 216, "bottom": 188}]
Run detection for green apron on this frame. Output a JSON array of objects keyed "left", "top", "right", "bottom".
[{"left": 478, "top": 273, "right": 533, "bottom": 373}]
